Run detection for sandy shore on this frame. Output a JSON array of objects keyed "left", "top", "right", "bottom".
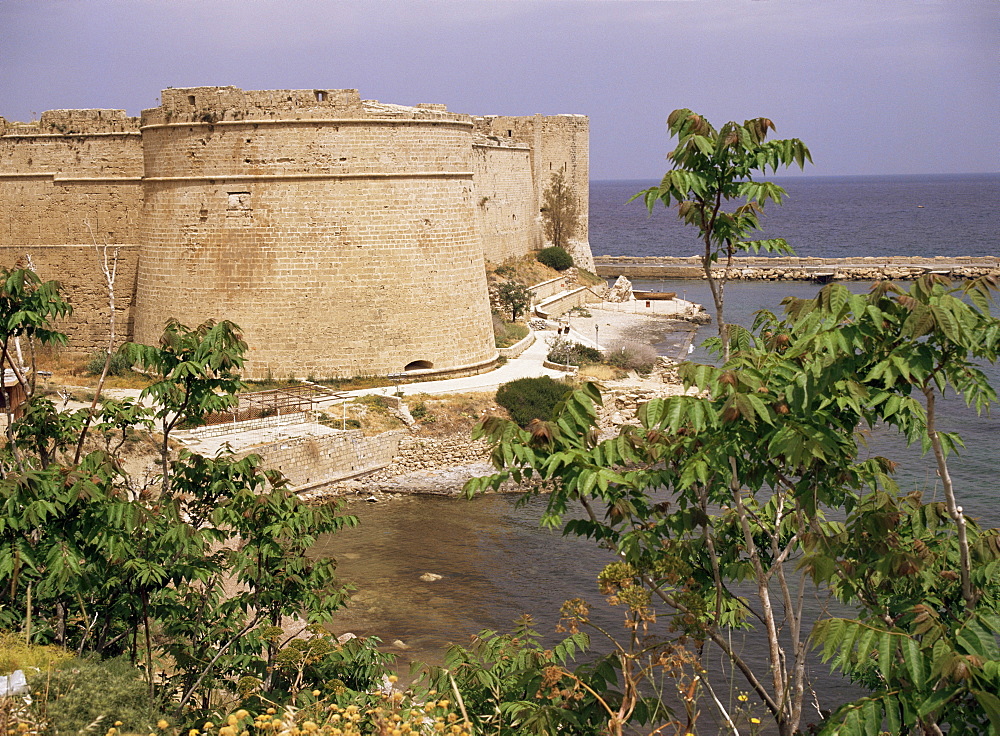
[{"left": 559, "top": 298, "right": 708, "bottom": 352}]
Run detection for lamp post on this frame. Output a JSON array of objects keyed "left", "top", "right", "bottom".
[{"left": 595, "top": 324, "right": 600, "bottom": 351}]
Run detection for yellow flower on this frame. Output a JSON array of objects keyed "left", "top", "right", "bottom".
[
  {"left": 219, "top": 727, "right": 236, "bottom": 736},
  {"left": 738, "top": 693, "right": 748, "bottom": 702},
  {"left": 158, "top": 721, "right": 170, "bottom": 730},
  {"left": 312, "top": 689, "right": 321, "bottom": 696},
  {"left": 204, "top": 723, "right": 215, "bottom": 731},
  {"left": 750, "top": 717, "right": 761, "bottom": 724},
  {"left": 115, "top": 723, "right": 124, "bottom": 728}
]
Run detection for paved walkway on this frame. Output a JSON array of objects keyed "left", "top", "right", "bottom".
[{"left": 335, "top": 328, "right": 568, "bottom": 400}]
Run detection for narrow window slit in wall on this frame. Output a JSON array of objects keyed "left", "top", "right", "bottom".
[
  {"left": 315, "top": 90, "right": 327, "bottom": 102},
  {"left": 188, "top": 96, "right": 196, "bottom": 106}
]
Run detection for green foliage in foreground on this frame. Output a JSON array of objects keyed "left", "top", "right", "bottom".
[
  {"left": 0, "top": 269, "right": 359, "bottom": 718},
  {"left": 633, "top": 108, "right": 812, "bottom": 362},
  {"left": 416, "top": 617, "right": 611, "bottom": 736},
  {"left": 469, "top": 276, "right": 1000, "bottom": 736},
  {"left": 495, "top": 376, "right": 573, "bottom": 428}
]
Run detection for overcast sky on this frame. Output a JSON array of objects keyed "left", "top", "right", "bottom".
[{"left": 2, "top": 0, "right": 997, "bottom": 180}]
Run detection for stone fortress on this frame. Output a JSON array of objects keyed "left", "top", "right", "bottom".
[{"left": 0, "top": 86, "right": 592, "bottom": 379}]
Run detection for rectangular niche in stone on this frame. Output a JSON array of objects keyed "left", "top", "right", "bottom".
[
  {"left": 227, "top": 191, "right": 252, "bottom": 214},
  {"left": 226, "top": 191, "right": 252, "bottom": 226}
]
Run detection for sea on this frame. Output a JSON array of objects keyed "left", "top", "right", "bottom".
[{"left": 316, "top": 174, "right": 999, "bottom": 724}]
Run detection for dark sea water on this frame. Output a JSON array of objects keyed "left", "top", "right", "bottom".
[
  {"left": 318, "top": 175, "right": 999, "bottom": 726},
  {"left": 590, "top": 173, "right": 1000, "bottom": 260}
]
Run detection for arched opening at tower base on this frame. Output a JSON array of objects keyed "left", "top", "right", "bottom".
[{"left": 404, "top": 360, "right": 434, "bottom": 371}]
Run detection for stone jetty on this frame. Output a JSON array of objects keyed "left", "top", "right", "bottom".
[{"left": 594, "top": 256, "right": 1000, "bottom": 282}]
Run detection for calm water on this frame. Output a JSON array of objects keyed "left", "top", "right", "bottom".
[
  {"left": 590, "top": 174, "right": 1000, "bottom": 260},
  {"left": 318, "top": 175, "right": 999, "bottom": 723}
]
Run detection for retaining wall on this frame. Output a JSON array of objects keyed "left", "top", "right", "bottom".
[{"left": 235, "top": 428, "right": 406, "bottom": 490}]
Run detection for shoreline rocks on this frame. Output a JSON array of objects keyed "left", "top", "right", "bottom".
[{"left": 594, "top": 255, "right": 1000, "bottom": 282}]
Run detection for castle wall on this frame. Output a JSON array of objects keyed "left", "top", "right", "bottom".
[
  {"left": 0, "top": 110, "right": 142, "bottom": 353},
  {"left": 0, "top": 89, "right": 592, "bottom": 376},
  {"left": 135, "top": 88, "right": 497, "bottom": 380},
  {"left": 474, "top": 114, "right": 592, "bottom": 270},
  {"left": 471, "top": 141, "right": 539, "bottom": 263}
]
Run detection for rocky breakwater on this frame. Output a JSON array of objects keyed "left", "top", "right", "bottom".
[
  {"left": 326, "top": 434, "right": 499, "bottom": 498},
  {"left": 594, "top": 256, "right": 1000, "bottom": 282},
  {"left": 726, "top": 264, "right": 1000, "bottom": 281}
]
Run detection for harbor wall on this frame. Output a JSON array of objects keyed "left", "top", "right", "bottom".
[{"left": 595, "top": 256, "right": 1000, "bottom": 281}]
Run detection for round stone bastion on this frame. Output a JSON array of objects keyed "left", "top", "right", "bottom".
[{"left": 134, "top": 87, "right": 497, "bottom": 380}]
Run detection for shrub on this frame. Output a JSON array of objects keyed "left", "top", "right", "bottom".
[
  {"left": 495, "top": 376, "right": 572, "bottom": 428},
  {"left": 605, "top": 340, "right": 659, "bottom": 374},
  {"left": 26, "top": 656, "right": 162, "bottom": 735},
  {"left": 546, "top": 337, "right": 602, "bottom": 366},
  {"left": 536, "top": 246, "right": 574, "bottom": 271},
  {"left": 409, "top": 401, "right": 435, "bottom": 423},
  {"left": 84, "top": 350, "right": 134, "bottom": 377}
]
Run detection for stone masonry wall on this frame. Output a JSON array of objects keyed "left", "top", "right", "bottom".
[
  {"left": 135, "top": 88, "right": 497, "bottom": 380},
  {"left": 474, "top": 114, "right": 592, "bottom": 270},
  {"left": 235, "top": 429, "right": 405, "bottom": 490},
  {"left": 0, "top": 88, "right": 593, "bottom": 377},
  {"left": 0, "top": 245, "right": 139, "bottom": 354},
  {"left": 0, "top": 109, "right": 143, "bottom": 354},
  {"left": 472, "top": 141, "right": 538, "bottom": 263}
]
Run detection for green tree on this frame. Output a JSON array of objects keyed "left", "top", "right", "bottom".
[
  {"left": 633, "top": 109, "right": 811, "bottom": 360},
  {"left": 495, "top": 281, "right": 532, "bottom": 322},
  {"left": 467, "top": 276, "right": 1000, "bottom": 736},
  {"left": 0, "top": 268, "right": 72, "bottom": 454},
  {"left": 123, "top": 318, "right": 247, "bottom": 494},
  {"left": 541, "top": 169, "right": 580, "bottom": 252},
  {"left": 0, "top": 271, "right": 357, "bottom": 717}
]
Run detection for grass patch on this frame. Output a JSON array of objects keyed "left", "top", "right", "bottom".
[
  {"left": 493, "top": 315, "right": 529, "bottom": 348},
  {"left": 487, "top": 255, "right": 561, "bottom": 287},
  {"left": 575, "top": 267, "right": 606, "bottom": 287},
  {"left": 406, "top": 392, "right": 500, "bottom": 437},
  {"left": 0, "top": 632, "right": 73, "bottom": 673},
  {"left": 578, "top": 363, "right": 622, "bottom": 382},
  {"left": 317, "top": 375, "right": 395, "bottom": 391}
]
